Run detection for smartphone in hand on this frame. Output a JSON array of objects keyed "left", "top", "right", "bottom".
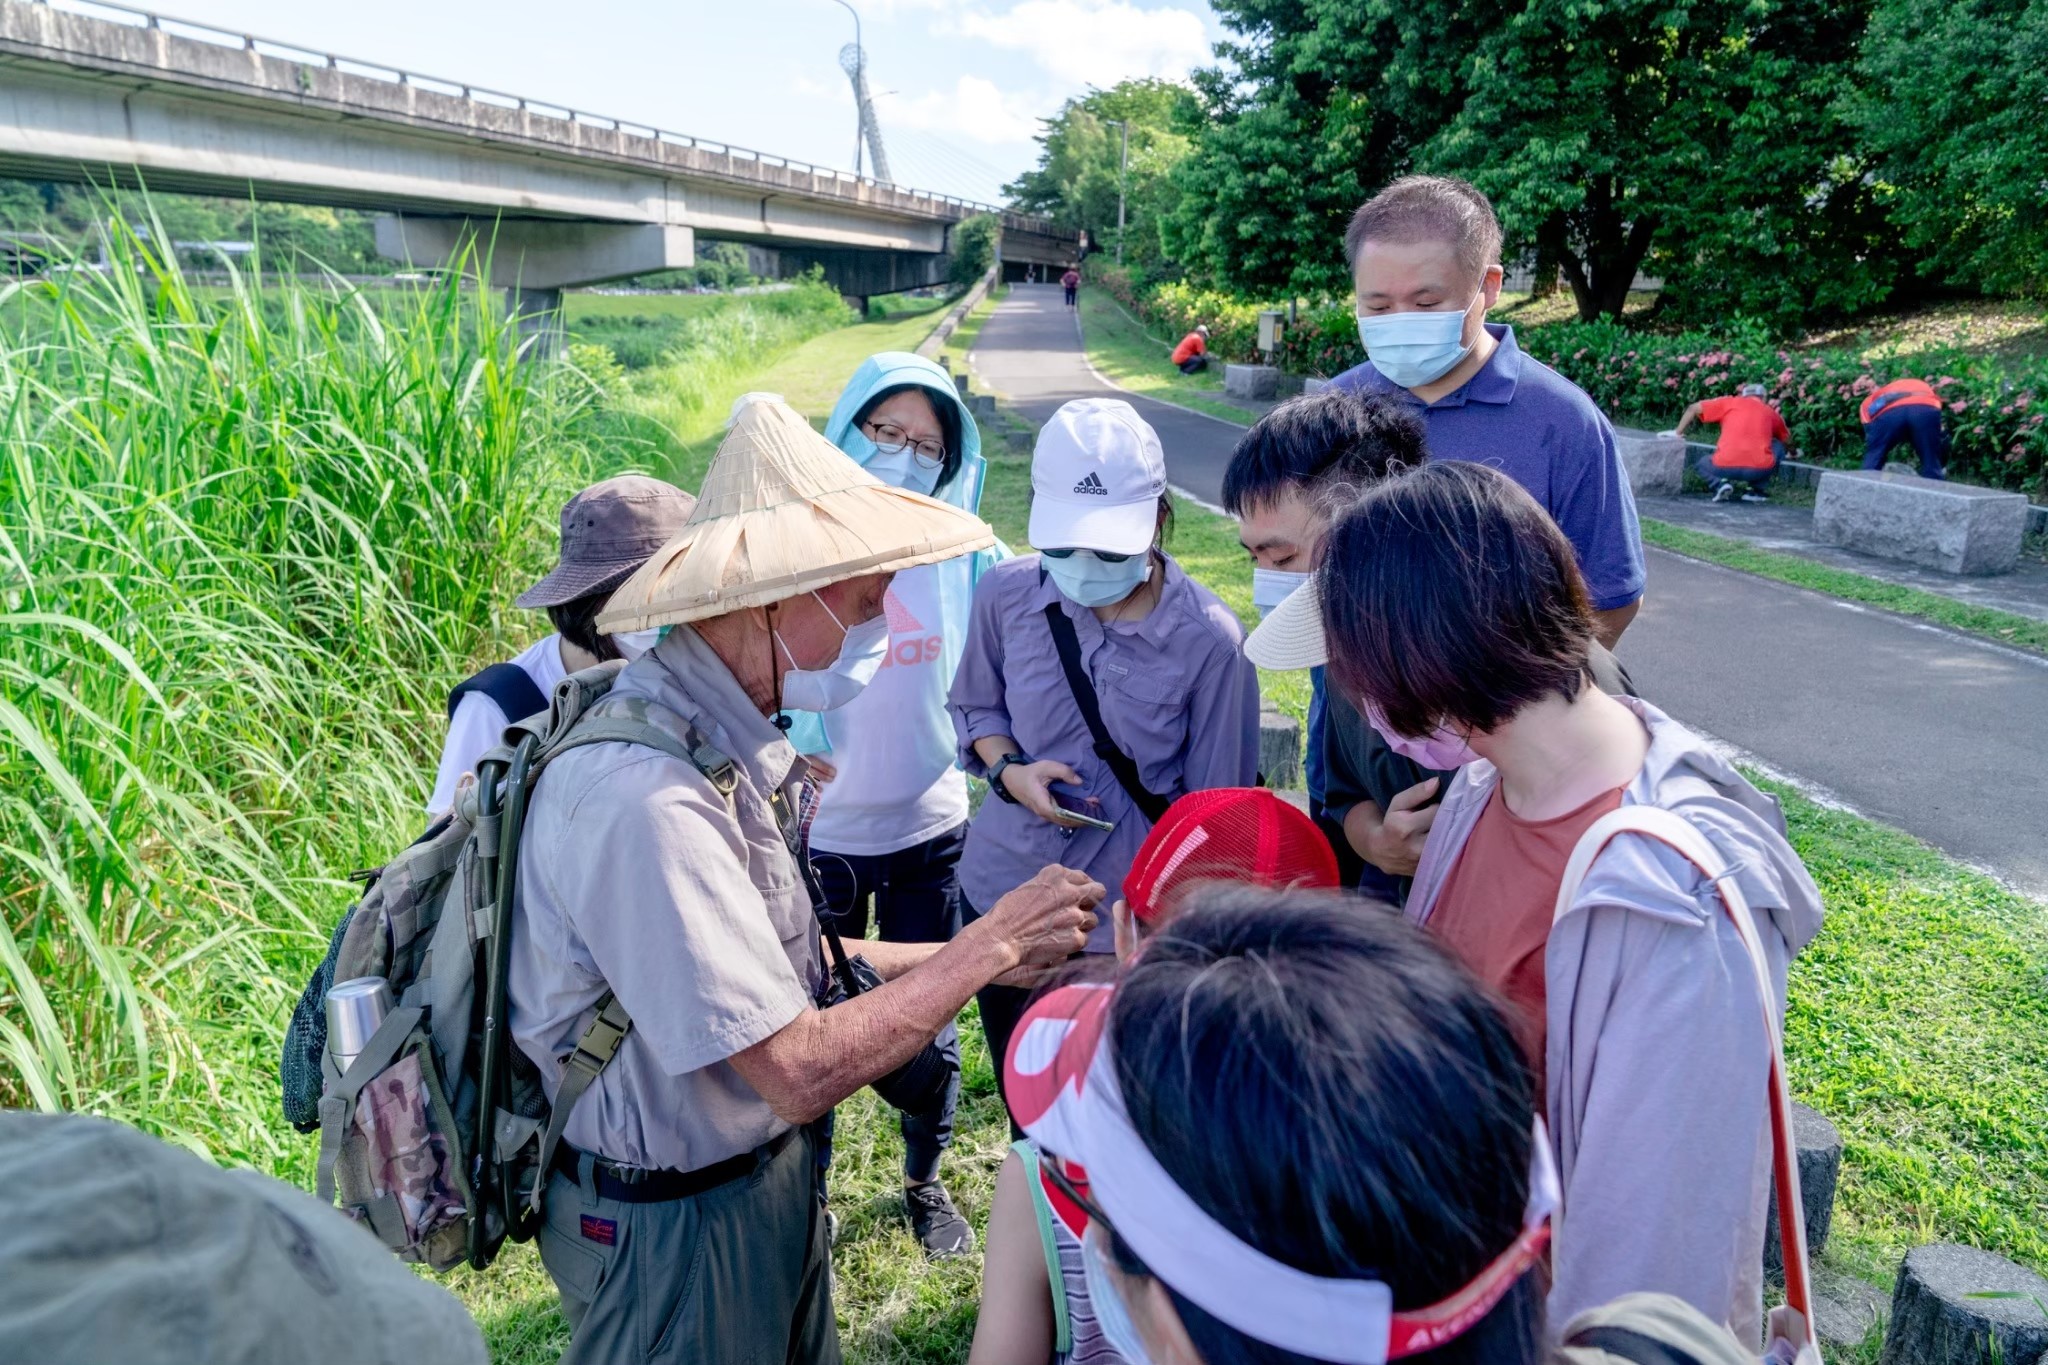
[{"left": 1050, "top": 790, "right": 1115, "bottom": 833}]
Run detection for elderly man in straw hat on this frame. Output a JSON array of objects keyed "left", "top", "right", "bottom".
[{"left": 507, "top": 398, "right": 1103, "bottom": 1364}]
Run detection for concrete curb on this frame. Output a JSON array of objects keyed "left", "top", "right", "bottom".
[{"left": 915, "top": 268, "right": 998, "bottom": 359}]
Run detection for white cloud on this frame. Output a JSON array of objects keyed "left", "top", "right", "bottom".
[
  {"left": 879, "top": 74, "right": 1043, "bottom": 146},
  {"left": 956, "top": 0, "right": 1211, "bottom": 91}
]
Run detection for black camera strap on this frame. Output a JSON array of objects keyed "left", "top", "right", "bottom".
[
  {"left": 1042, "top": 602, "right": 1172, "bottom": 825},
  {"left": 769, "top": 779, "right": 866, "bottom": 1001}
]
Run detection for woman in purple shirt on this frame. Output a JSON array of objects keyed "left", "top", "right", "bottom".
[{"left": 948, "top": 398, "right": 1260, "bottom": 1114}]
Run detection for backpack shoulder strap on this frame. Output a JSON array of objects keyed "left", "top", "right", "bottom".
[
  {"left": 449, "top": 661, "right": 549, "bottom": 724},
  {"left": 1041, "top": 600, "right": 1171, "bottom": 825},
  {"left": 517, "top": 694, "right": 742, "bottom": 1210},
  {"left": 1554, "top": 804, "right": 1815, "bottom": 1334}
]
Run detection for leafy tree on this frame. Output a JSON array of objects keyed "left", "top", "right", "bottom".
[
  {"left": 951, "top": 213, "right": 1000, "bottom": 287},
  {"left": 1171, "top": 0, "right": 1897, "bottom": 327},
  {"left": 1848, "top": 0, "right": 2048, "bottom": 297},
  {"left": 1163, "top": 3, "right": 1473, "bottom": 299},
  {"left": 1005, "top": 79, "right": 1199, "bottom": 281},
  {"left": 1431, "top": 0, "right": 1893, "bottom": 327}
]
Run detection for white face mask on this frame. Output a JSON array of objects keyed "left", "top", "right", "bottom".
[
  {"left": 1081, "top": 1227, "right": 1159, "bottom": 1365},
  {"left": 1354, "top": 293, "right": 1480, "bottom": 389},
  {"left": 611, "top": 627, "right": 663, "bottom": 661},
  {"left": 776, "top": 593, "right": 889, "bottom": 712},
  {"left": 1251, "top": 567, "right": 1310, "bottom": 617}
]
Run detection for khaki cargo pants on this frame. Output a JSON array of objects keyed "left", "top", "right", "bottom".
[{"left": 538, "top": 1126, "right": 839, "bottom": 1365}]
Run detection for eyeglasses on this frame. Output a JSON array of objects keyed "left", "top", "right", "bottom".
[
  {"left": 1040, "top": 547, "right": 1137, "bottom": 563},
  {"left": 863, "top": 419, "right": 946, "bottom": 468}
]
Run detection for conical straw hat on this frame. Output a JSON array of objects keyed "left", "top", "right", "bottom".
[{"left": 598, "top": 397, "right": 996, "bottom": 630}]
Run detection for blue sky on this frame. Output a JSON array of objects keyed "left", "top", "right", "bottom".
[{"left": 144, "top": 0, "right": 1225, "bottom": 205}]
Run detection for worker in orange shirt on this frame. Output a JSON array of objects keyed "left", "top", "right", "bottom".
[
  {"left": 1172, "top": 323, "right": 1210, "bottom": 374},
  {"left": 1674, "top": 382, "right": 1790, "bottom": 503},
  {"left": 1860, "top": 377, "right": 1948, "bottom": 480}
]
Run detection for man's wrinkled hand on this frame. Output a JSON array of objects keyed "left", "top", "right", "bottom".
[{"left": 984, "top": 864, "right": 1102, "bottom": 973}]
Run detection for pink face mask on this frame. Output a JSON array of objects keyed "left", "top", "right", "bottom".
[{"left": 1363, "top": 700, "right": 1480, "bottom": 771}]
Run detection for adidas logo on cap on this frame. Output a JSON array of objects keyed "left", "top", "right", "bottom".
[{"left": 1072, "top": 472, "right": 1109, "bottom": 496}]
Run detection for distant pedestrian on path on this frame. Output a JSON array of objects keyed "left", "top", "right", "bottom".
[
  {"left": 1674, "top": 382, "right": 1789, "bottom": 502},
  {"left": 1171, "top": 323, "right": 1209, "bottom": 374},
  {"left": 1860, "top": 377, "right": 1949, "bottom": 479},
  {"left": 1330, "top": 175, "right": 1644, "bottom": 646},
  {"left": 1060, "top": 266, "right": 1080, "bottom": 307}
]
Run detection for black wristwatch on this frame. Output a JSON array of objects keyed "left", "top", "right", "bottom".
[{"left": 987, "top": 751, "right": 1032, "bottom": 804}]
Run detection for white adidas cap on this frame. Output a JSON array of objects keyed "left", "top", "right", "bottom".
[{"left": 1028, "top": 398, "right": 1168, "bottom": 556}]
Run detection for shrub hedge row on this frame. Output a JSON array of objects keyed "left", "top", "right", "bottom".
[{"left": 1088, "top": 263, "right": 2048, "bottom": 494}]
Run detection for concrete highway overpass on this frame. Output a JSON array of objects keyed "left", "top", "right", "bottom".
[{"left": 0, "top": 0, "right": 1079, "bottom": 323}]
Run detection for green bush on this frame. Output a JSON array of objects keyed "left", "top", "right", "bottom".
[
  {"left": 1089, "top": 261, "right": 1261, "bottom": 360},
  {"left": 951, "top": 214, "right": 1000, "bottom": 288}
]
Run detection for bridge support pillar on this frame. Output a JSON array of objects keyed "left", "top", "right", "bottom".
[{"left": 506, "top": 287, "right": 565, "bottom": 358}]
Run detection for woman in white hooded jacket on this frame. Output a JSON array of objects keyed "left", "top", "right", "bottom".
[{"left": 1269, "top": 460, "right": 1824, "bottom": 1347}]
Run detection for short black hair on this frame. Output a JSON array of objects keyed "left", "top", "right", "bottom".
[
  {"left": 1320, "top": 461, "right": 1593, "bottom": 740},
  {"left": 1109, "top": 888, "right": 1543, "bottom": 1365},
  {"left": 1344, "top": 176, "right": 1504, "bottom": 289},
  {"left": 547, "top": 589, "right": 622, "bottom": 663},
  {"left": 854, "top": 383, "right": 964, "bottom": 493},
  {"left": 1221, "top": 388, "right": 1428, "bottom": 517}
]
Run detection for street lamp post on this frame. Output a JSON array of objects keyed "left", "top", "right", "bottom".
[
  {"left": 1105, "top": 117, "right": 1129, "bottom": 266},
  {"left": 829, "top": 0, "right": 864, "bottom": 179}
]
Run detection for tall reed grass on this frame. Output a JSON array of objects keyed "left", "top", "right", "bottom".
[{"left": 0, "top": 217, "right": 639, "bottom": 1169}]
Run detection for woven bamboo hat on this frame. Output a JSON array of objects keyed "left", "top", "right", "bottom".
[{"left": 597, "top": 397, "right": 996, "bottom": 630}]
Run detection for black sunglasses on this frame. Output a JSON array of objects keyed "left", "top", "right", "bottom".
[{"left": 1040, "top": 547, "right": 1137, "bottom": 563}]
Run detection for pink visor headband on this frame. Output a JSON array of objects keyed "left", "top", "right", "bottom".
[{"left": 1007, "top": 982, "right": 1560, "bottom": 1364}]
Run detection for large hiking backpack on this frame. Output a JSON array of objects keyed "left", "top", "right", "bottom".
[{"left": 277, "top": 660, "right": 740, "bottom": 1271}]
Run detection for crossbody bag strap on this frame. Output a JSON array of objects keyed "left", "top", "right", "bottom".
[
  {"left": 1553, "top": 804, "right": 1816, "bottom": 1340},
  {"left": 1041, "top": 601, "right": 1171, "bottom": 825}
]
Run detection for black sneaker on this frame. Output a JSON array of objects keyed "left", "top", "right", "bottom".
[
  {"left": 1712, "top": 480, "right": 1737, "bottom": 503},
  {"left": 905, "top": 1180, "right": 975, "bottom": 1260}
]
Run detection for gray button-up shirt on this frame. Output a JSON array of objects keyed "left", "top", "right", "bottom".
[
  {"left": 948, "top": 552, "right": 1260, "bottom": 948},
  {"left": 508, "top": 626, "right": 824, "bottom": 1171}
]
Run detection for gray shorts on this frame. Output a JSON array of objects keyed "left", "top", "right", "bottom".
[{"left": 538, "top": 1125, "right": 839, "bottom": 1364}]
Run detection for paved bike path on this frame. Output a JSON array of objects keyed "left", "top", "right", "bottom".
[{"left": 972, "top": 284, "right": 2048, "bottom": 898}]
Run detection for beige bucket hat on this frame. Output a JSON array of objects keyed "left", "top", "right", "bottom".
[{"left": 598, "top": 397, "right": 996, "bottom": 630}]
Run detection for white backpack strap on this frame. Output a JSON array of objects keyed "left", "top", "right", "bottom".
[{"left": 1553, "top": 804, "right": 1818, "bottom": 1346}]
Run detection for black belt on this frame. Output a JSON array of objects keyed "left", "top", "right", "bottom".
[{"left": 554, "top": 1126, "right": 797, "bottom": 1204}]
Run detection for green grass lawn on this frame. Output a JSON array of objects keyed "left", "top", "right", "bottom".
[
  {"left": 1641, "top": 519, "right": 2048, "bottom": 655},
  {"left": 441, "top": 298, "right": 2048, "bottom": 1362},
  {"left": 563, "top": 290, "right": 734, "bottom": 320}
]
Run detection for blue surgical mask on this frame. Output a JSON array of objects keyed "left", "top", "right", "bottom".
[
  {"left": 1355, "top": 295, "right": 1479, "bottom": 389},
  {"left": 1045, "top": 550, "right": 1150, "bottom": 608},
  {"left": 1081, "top": 1229, "right": 1159, "bottom": 1365},
  {"left": 777, "top": 594, "right": 890, "bottom": 713},
  {"left": 1251, "top": 567, "right": 1310, "bottom": 618},
  {"left": 843, "top": 428, "right": 943, "bottom": 497}
]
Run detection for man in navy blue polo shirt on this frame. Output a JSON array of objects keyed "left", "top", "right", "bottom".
[{"left": 1330, "top": 176, "right": 1645, "bottom": 646}]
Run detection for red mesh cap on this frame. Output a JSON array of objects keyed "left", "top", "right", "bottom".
[{"left": 1124, "top": 788, "right": 1341, "bottom": 924}]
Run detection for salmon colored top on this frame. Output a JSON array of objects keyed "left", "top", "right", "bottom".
[
  {"left": 1427, "top": 782, "right": 1627, "bottom": 1092},
  {"left": 1171, "top": 331, "right": 1207, "bottom": 365}
]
